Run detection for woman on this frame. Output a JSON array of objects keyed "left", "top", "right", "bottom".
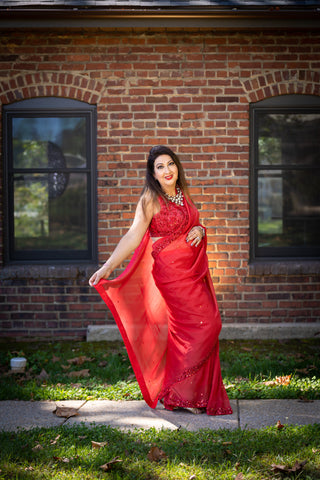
[{"left": 89, "top": 146, "right": 232, "bottom": 416}]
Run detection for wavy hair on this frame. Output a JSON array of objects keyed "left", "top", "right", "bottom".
[{"left": 141, "top": 145, "right": 191, "bottom": 215}]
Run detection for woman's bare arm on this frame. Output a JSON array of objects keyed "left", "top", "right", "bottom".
[{"left": 89, "top": 196, "right": 154, "bottom": 286}]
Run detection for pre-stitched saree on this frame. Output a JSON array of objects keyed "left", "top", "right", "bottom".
[{"left": 94, "top": 196, "right": 232, "bottom": 416}]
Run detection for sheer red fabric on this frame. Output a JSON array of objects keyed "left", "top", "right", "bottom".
[{"left": 95, "top": 196, "right": 232, "bottom": 415}]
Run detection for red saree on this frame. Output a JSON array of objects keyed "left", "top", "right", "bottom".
[{"left": 95, "top": 197, "right": 232, "bottom": 416}]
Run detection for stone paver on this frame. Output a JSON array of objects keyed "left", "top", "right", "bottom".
[
  {"left": 0, "top": 399, "right": 319, "bottom": 433},
  {"left": 239, "top": 399, "right": 320, "bottom": 429}
]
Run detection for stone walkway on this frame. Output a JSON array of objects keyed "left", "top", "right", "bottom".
[{"left": 0, "top": 399, "right": 319, "bottom": 432}]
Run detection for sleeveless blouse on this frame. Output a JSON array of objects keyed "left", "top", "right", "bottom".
[
  {"left": 149, "top": 196, "right": 188, "bottom": 237},
  {"left": 149, "top": 196, "right": 189, "bottom": 258}
]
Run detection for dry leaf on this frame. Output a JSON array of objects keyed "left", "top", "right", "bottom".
[
  {"left": 264, "top": 375, "right": 291, "bottom": 387},
  {"left": 271, "top": 460, "right": 307, "bottom": 474},
  {"left": 67, "top": 356, "right": 93, "bottom": 365},
  {"left": 147, "top": 445, "right": 168, "bottom": 462},
  {"left": 52, "top": 355, "right": 60, "bottom": 363},
  {"left": 222, "top": 441, "right": 232, "bottom": 445},
  {"left": 32, "top": 443, "right": 44, "bottom": 451},
  {"left": 53, "top": 406, "right": 79, "bottom": 418},
  {"left": 25, "top": 466, "right": 34, "bottom": 471},
  {"left": 276, "top": 420, "right": 285, "bottom": 430},
  {"left": 36, "top": 369, "right": 49, "bottom": 380},
  {"left": 50, "top": 434, "right": 61, "bottom": 445},
  {"left": 235, "top": 474, "right": 244, "bottom": 480},
  {"left": 61, "top": 364, "right": 70, "bottom": 370},
  {"left": 53, "top": 456, "right": 72, "bottom": 463},
  {"left": 100, "top": 457, "right": 122, "bottom": 471},
  {"left": 66, "top": 369, "right": 90, "bottom": 378},
  {"left": 91, "top": 440, "right": 107, "bottom": 449}
]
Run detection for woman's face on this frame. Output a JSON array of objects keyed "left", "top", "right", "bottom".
[{"left": 153, "top": 154, "right": 179, "bottom": 194}]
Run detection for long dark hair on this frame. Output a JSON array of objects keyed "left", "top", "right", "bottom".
[{"left": 141, "top": 145, "right": 190, "bottom": 214}]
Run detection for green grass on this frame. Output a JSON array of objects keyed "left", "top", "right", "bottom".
[
  {"left": 0, "top": 339, "right": 319, "bottom": 401},
  {"left": 0, "top": 423, "right": 319, "bottom": 479}
]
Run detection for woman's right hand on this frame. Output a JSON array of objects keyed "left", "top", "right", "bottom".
[{"left": 89, "top": 263, "right": 113, "bottom": 287}]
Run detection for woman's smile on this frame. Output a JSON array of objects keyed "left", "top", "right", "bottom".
[{"left": 153, "top": 154, "right": 179, "bottom": 195}]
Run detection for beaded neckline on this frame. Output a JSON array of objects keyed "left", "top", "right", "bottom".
[{"left": 164, "top": 186, "right": 184, "bottom": 206}]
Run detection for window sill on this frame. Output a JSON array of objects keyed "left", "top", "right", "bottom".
[
  {"left": 249, "top": 260, "right": 320, "bottom": 276},
  {"left": 0, "top": 263, "right": 97, "bottom": 280}
]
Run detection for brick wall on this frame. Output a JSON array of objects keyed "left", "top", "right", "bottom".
[{"left": 0, "top": 28, "right": 319, "bottom": 340}]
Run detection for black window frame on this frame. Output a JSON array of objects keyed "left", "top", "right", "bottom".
[
  {"left": 3, "top": 97, "right": 97, "bottom": 264},
  {"left": 250, "top": 94, "right": 320, "bottom": 262}
]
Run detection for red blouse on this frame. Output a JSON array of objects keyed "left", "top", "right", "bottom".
[{"left": 149, "top": 196, "right": 188, "bottom": 237}]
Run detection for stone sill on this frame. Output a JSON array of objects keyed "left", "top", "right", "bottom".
[{"left": 249, "top": 261, "right": 320, "bottom": 276}]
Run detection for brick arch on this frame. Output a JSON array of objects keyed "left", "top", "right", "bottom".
[
  {"left": 241, "top": 70, "right": 320, "bottom": 103},
  {"left": 0, "top": 72, "right": 105, "bottom": 105}
]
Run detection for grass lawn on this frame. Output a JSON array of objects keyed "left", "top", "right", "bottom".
[
  {"left": 0, "top": 423, "right": 319, "bottom": 479},
  {"left": 0, "top": 339, "right": 319, "bottom": 402},
  {"left": 0, "top": 339, "right": 319, "bottom": 479}
]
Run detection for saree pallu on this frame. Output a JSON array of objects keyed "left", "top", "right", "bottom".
[{"left": 95, "top": 200, "right": 232, "bottom": 416}]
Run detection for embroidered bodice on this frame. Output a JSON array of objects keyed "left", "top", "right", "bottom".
[
  {"left": 149, "top": 196, "right": 188, "bottom": 237},
  {"left": 148, "top": 195, "right": 190, "bottom": 258}
]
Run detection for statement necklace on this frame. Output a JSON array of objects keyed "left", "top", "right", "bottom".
[{"left": 164, "top": 186, "right": 184, "bottom": 206}]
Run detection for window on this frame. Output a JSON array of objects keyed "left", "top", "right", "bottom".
[
  {"left": 250, "top": 95, "right": 320, "bottom": 260},
  {"left": 3, "top": 98, "right": 97, "bottom": 263}
]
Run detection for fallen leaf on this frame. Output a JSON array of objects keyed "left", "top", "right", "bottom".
[
  {"left": 50, "top": 434, "right": 61, "bottom": 445},
  {"left": 271, "top": 460, "right": 307, "bottom": 474},
  {"left": 147, "top": 445, "right": 168, "bottom": 462},
  {"left": 264, "top": 375, "right": 291, "bottom": 387},
  {"left": 91, "top": 441, "right": 107, "bottom": 449},
  {"left": 36, "top": 369, "right": 49, "bottom": 380},
  {"left": 276, "top": 420, "right": 285, "bottom": 430},
  {"left": 100, "top": 457, "right": 122, "bottom": 471},
  {"left": 235, "top": 474, "right": 244, "bottom": 480},
  {"left": 66, "top": 369, "right": 90, "bottom": 378},
  {"left": 24, "top": 466, "right": 34, "bottom": 471},
  {"left": 53, "top": 456, "right": 72, "bottom": 463},
  {"left": 67, "top": 356, "right": 93, "bottom": 365},
  {"left": 52, "top": 355, "right": 60, "bottom": 363},
  {"left": 61, "top": 364, "right": 70, "bottom": 370},
  {"left": 98, "top": 360, "right": 108, "bottom": 367},
  {"left": 53, "top": 406, "right": 79, "bottom": 418},
  {"left": 78, "top": 435, "right": 87, "bottom": 440},
  {"left": 32, "top": 443, "right": 44, "bottom": 451},
  {"left": 222, "top": 441, "right": 232, "bottom": 445}
]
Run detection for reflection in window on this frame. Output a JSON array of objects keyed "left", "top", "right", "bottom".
[
  {"left": 3, "top": 98, "right": 96, "bottom": 262},
  {"left": 251, "top": 96, "right": 320, "bottom": 259}
]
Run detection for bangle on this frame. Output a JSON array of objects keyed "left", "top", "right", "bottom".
[{"left": 198, "top": 226, "right": 205, "bottom": 238}]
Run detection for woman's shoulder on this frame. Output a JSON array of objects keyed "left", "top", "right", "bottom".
[{"left": 140, "top": 189, "right": 160, "bottom": 218}]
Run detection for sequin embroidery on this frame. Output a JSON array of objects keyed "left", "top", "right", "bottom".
[{"left": 149, "top": 195, "right": 189, "bottom": 258}]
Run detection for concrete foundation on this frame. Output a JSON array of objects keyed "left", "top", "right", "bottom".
[{"left": 87, "top": 323, "right": 320, "bottom": 342}]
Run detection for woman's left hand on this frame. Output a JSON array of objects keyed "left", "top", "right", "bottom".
[{"left": 186, "top": 226, "right": 204, "bottom": 247}]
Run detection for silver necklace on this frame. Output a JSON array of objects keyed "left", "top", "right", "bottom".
[{"left": 164, "top": 186, "right": 184, "bottom": 206}]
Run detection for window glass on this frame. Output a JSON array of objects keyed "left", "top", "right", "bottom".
[
  {"left": 258, "top": 113, "right": 320, "bottom": 166},
  {"left": 258, "top": 170, "right": 320, "bottom": 249},
  {"left": 14, "top": 173, "right": 87, "bottom": 251},
  {"left": 12, "top": 117, "right": 87, "bottom": 169},
  {"left": 251, "top": 95, "right": 320, "bottom": 259},
  {"left": 3, "top": 98, "right": 96, "bottom": 263}
]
